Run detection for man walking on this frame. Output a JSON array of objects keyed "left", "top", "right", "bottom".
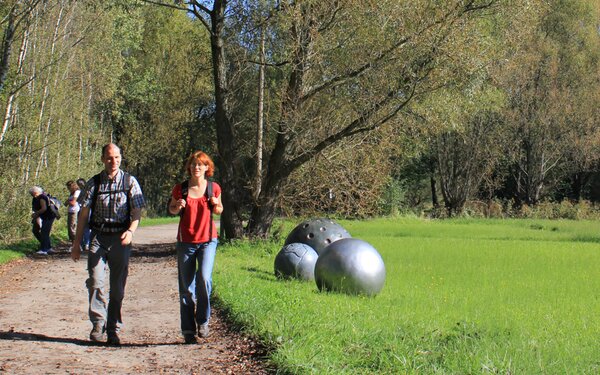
[{"left": 71, "top": 143, "right": 145, "bottom": 346}]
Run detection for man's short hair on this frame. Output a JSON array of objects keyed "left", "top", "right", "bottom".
[{"left": 101, "top": 143, "right": 121, "bottom": 158}]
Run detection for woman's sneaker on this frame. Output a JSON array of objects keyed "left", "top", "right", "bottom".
[{"left": 198, "top": 323, "right": 209, "bottom": 338}]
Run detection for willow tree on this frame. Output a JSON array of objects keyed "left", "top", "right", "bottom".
[{"left": 146, "top": 0, "right": 502, "bottom": 238}]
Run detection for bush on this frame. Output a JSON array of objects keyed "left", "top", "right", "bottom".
[
  {"left": 516, "top": 200, "right": 600, "bottom": 220},
  {"left": 423, "top": 199, "right": 600, "bottom": 220}
]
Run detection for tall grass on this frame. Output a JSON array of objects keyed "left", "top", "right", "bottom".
[{"left": 213, "top": 218, "right": 600, "bottom": 373}]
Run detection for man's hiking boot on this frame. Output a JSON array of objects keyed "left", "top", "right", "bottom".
[
  {"left": 89, "top": 324, "right": 105, "bottom": 342},
  {"left": 107, "top": 332, "right": 121, "bottom": 346},
  {"left": 184, "top": 334, "right": 197, "bottom": 344},
  {"left": 198, "top": 323, "right": 209, "bottom": 338}
]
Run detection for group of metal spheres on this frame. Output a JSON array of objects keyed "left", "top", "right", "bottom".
[{"left": 274, "top": 218, "right": 386, "bottom": 296}]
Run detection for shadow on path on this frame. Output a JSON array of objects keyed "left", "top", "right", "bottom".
[
  {"left": 27, "top": 243, "right": 177, "bottom": 262},
  {"left": 0, "top": 331, "right": 183, "bottom": 347}
]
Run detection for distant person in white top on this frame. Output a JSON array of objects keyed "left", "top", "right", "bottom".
[{"left": 66, "top": 180, "right": 81, "bottom": 242}]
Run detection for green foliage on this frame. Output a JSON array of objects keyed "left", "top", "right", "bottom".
[
  {"left": 0, "top": 1, "right": 111, "bottom": 243},
  {"left": 0, "top": 2, "right": 214, "bottom": 243},
  {"left": 106, "top": 4, "right": 213, "bottom": 215},
  {"left": 2, "top": 0, "right": 600, "bottom": 242},
  {"left": 378, "top": 178, "right": 406, "bottom": 216},
  {"left": 214, "top": 218, "right": 600, "bottom": 373}
]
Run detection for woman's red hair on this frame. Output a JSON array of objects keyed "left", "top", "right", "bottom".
[{"left": 185, "top": 151, "right": 215, "bottom": 177}]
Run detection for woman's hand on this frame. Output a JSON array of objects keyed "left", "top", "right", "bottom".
[
  {"left": 209, "top": 196, "right": 223, "bottom": 214},
  {"left": 176, "top": 198, "right": 186, "bottom": 210},
  {"left": 168, "top": 198, "right": 186, "bottom": 215}
]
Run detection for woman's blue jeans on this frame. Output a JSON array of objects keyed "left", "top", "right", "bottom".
[{"left": 176, "top": 239, "right": 217, "bottom": 335}]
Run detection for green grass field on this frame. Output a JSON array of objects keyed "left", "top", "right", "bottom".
[{"left": 213, "top": 218, "right": 600, "bottom": 374}]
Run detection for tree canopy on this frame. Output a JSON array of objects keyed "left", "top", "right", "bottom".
[{"left": 1, "top": 0, "right": 599, "bottom": 242}]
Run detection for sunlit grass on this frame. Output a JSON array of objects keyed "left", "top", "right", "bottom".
[
  {"left": 214, "top": 217, "right": 600, "bottom": 373},
  {"left": 139, "top": 216, "right": 179, "bottom": 227}
]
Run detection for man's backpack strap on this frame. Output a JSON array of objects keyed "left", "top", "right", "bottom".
[
  {"left": 124, "top": 172, "right": 132, "bottom": 225},
  {"left": 90, "top": 173, "right": 102, "bottom": 223}
]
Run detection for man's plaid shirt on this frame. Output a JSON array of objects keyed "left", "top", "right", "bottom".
[{"left": 79, "top": 169, "right": 145, "bottom": 233}]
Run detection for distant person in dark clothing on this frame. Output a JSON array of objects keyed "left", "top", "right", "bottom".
[{"left": 29, "top": 186, "right": 56, "bottom": 255}]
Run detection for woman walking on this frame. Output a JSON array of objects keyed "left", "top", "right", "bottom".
[{"left": 168, "top": 151, "right": 223, "bottom": 344}]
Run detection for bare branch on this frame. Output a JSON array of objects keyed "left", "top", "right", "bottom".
[
  {"left": 188, "top": 1, "right": 212, "bottom": 33},
  {"left": 285, "top": 85, "right": 416, "bottom": 174},
  {"left": 245, "top": 59, "right": 289, "bottom": 67},
  {"left": 318, "top": 2, "right": 342, "bottom": 32},
  {"left": 139, "top": 0, "right": 189, "bottom": 12},
  {"left": 189, "top": 0, "right": 211, "bottom": 15},
  {"left": 299, "top": 37, "right": 410, "bottom": 105}
]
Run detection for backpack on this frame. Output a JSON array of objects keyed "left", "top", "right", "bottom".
[
  {"left": 44, "top": 193, "right": 62, "bottom": 219},
  {"left": 89, "top": 172, "right": 132, "bottom": 231}
]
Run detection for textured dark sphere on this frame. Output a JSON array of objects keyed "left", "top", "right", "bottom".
[
  {"left": 284, "top": 218, "right": 351, "bottom": 255},
  {"left": 274, "top": 243, "right": 319, "bottom": 281},
  {"left": 315, "top": 238, "right": 386, "bottom": 296}
]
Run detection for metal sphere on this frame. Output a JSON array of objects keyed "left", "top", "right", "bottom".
[
  {"left": 315, "top": 238, "right": 386, "bottom": 296},
  {"left": 274, "top": 243, "right": 319, "bottom": 281},
  {"left": 284, "top": 218, "right": 351, "bottom": 255}
]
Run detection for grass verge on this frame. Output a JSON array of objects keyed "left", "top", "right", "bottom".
[{"left": 213, "top": 217, "right": 600, "bottom": 374}]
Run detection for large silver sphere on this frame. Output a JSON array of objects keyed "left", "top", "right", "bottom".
[
  {"left": 274, "top": 243, "right": 319, "bottom": 281},
  {"left": 315, "top": 238, "right": 386, "bottom": 296},
  {"left": 284, "top": 218, "right": 351, "bottom": 255}
]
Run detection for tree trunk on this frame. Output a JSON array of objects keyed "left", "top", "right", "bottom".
[
  {"left": 253, "top": 26, "right": 265, "bottom": 202},
  {"left": 430, "top": 176, "right": 439, "bottom": 208},
  {"left": 246, "top": 182, "right": 280, "bottom": 238},
  {"left": 0, "top": 5, "right": 17, "bottom": 95},
  {"left": 569, "top": 172, "right": 590, "bottom": 202},
  {"left": 34, "top": 4, "right": 65, "bottom": 179},
  {"left": 209, "top": 1, "right": 244, "bottom": 240},
  {"left": 1, "top": 7, "right": 31, "bottom": 145}
]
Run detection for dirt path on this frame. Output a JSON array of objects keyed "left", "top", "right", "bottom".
[{"left": 0, "top": 224, "right": 271, "bottom": 374}]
